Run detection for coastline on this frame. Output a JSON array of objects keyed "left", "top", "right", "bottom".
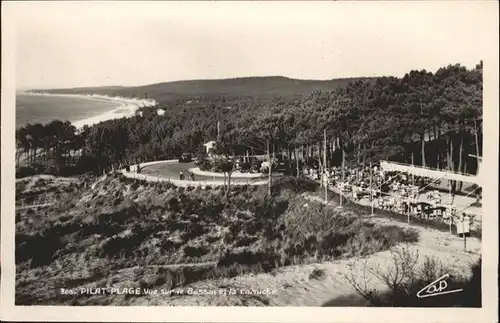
[{"left": 20, "top": 92, "right": 157, "bottom": 129}]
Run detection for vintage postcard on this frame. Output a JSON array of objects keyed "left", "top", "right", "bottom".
[{"left": 1, "top": 1, "right": 498, "bottom": 322}]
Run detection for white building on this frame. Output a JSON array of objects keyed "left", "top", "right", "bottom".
[
  {"left": 203, "top": 141, "right": 217, "bottom": 155},
  {"left": 157, "top": 109, "right": 166, "bottom": 116}
]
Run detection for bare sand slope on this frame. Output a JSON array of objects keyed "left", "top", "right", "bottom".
[{"left": 123, "top": 209, "right": 480, "bottom": 306}]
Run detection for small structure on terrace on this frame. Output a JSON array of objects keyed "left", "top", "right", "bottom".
[{"left": 203, "top": 140, "right": 217, "bottom": 156}]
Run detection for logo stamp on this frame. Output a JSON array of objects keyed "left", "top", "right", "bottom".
[{"left": 416, "top": 274, "right": 463, "bottom": 299}]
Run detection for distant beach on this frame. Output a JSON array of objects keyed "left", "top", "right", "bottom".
[{"left": 16, "top": 92, "right": 157, "bottom": 129}]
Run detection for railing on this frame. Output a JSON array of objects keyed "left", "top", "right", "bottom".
[
  {"left": 381, "top": 160, "right": 476, "bottom": 178},
  {"left": 121, "top": 170, "right": 268, "bottom": 187},
  {"left": 122, "top": 159, "right": 273, "bottom": 187},
  {"left": 190, "top": 167, "right": 267, "bottom": 180},
  {"left": 380, "top": 160, "right": 480, "bottom": 185}
]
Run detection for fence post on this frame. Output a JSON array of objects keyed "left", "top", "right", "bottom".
[
  {"left": 370, "top": 162, "right": 373, "bottom": 216},
  {"left": 462, "top": 218, "right": 467, "bottom": 251},
  {"left": 462, "top": 214, "right": 468, "bottom": 252},
  {"left": 407, "top": 201, "right": 411, "bottom": 223}
]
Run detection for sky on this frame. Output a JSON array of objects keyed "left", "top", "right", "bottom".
[{"left": 5, "top": 1, "right": 498, "bottom": 90}]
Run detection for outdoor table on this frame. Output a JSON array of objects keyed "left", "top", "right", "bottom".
[
  {"left": 430, "top": 206, "right": 446, "bottom": 218},
  {"left": 416, "top": 202, "right": 431, "bottom": 218}
]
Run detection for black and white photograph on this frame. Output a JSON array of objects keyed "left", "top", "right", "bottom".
[{"left": 1, "top": 1, "right": 498, "bottom": 322}]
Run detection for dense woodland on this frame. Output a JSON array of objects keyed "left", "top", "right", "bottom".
[{"left": 17, "top": 63, "right": 483, "bottom": 184}]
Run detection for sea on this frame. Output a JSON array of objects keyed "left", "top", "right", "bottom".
[{"left": 16, "top": 93, "right": 122, "bottom": 129}]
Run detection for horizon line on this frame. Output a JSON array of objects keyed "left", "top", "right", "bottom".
[
  {"left": 19, "top": 75, "right": 375, "bottom": 92},
  {"left": 18, "top": 61, "right": 481, "bottom": 92}
]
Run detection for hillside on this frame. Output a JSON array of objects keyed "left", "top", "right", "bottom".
[
  {"left": 15, "top": 174, "right": 480, "bottom": 306},
  {"left": 30, "top": 76, "right": 377, "bottom": 103}
]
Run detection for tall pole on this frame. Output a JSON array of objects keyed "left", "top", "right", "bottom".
[
  {"left": 462, "top": 214, "right": 467, "bottom": 251},
  {"left": 449, "top": 212, "right": 452, "bottom": 233},
  {"left": 318, "top": 144, "right": 324, "bottom": 187},
  {"left": 296, "top": 146, "right": 300, "bottom": 178},
  {"left": 411, "top": 152, "right": 415, "bottom": 187},
  {"left": 267, "top": 139, "right": 272, "bottom": 196},
  {"left": 340, "top": 146, "right": 345, "bottom": 208},
  {"left": 217, "top": 121, "right": 220, "bottom": 141},
  {"left": 419, "top": 88, "right": 426, "bottom": 168},
  {"left": 449, "top": 177, "right": 452, "bottom": 205},
  {"left": 370, "top": 161, "right": 373, "bottom": 216},
  {"left": 324, "top": 129, "right": 328, "bottom": 204},
  {"left": 473, "top": 118, "right": 480, "bottom": 158},
  {"left": 407, "top": 200, "right": 410, "bottom": 223}
]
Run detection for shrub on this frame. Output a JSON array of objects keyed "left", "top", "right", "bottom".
[
  {"left": 228, "top": 221, "right": 244, "bottom": 236},
  {"left": 131, "top": 181, "right": 140, "bottom": 190},
  {"left": 99, "top": 225, "right": 152, "bottom": 258},
  {"left": 419, "top": 256, "right": 446, "bottom": 283},
  {"left": 206, "top": 235, "right": 220, "bottom": 243},
  {"left": 340, "top": 246, "right": 481, "bottom": 307},
  {"left": 234, "top": 235, "right": 258, "bottom": 248},
  {"left": 200, "top": 159, "right": 212, "bottom": 171},
  {"left": 16, "top": 234, "right": 63, "bottom": 268},
  {"left": 167, "top": 197, "right": 180, "bottom": 212},
  {"left": 309, "top": 268, "right": 326, "bottom": 280},
  {"left": 318, "top": 230, "right": 351, "bottom": 257},
  {"left": 16, "top": 166, "right": 37, "bottom": 178},
  {"left": 161, "top": 239, "right": 179, "bottom": 252},
  {"left": 161, "top": 182, "right": 176, "bottom": 190},
  {"left": 217, "top": 249, "right": 280, "bottom": 271},
  {"left": 182, "top": 223, "right": 207, "bottom": 240},
  {"left": 273, "top": 176, "right": 319, "bottom": 194},
  {"left": 182, "top": 245, "right": 209, "bottom": 258}
]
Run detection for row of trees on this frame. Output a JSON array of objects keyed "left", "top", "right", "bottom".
[
  {"left": 16, "top": 63, "right": 483, "bottom": 189},
  {"left": 16, "top": 120, "right": 80, "bottom": 174},
  {"left": 219, "top": 63, "right": 482, "bottom": 189}
]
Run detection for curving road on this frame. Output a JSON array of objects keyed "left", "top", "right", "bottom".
[
  {"left": 121, "top": 160, "right": 276, "bottom": 187},
  {"left": 141, "top": 161, "right": 270, "bottom": 183}
]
